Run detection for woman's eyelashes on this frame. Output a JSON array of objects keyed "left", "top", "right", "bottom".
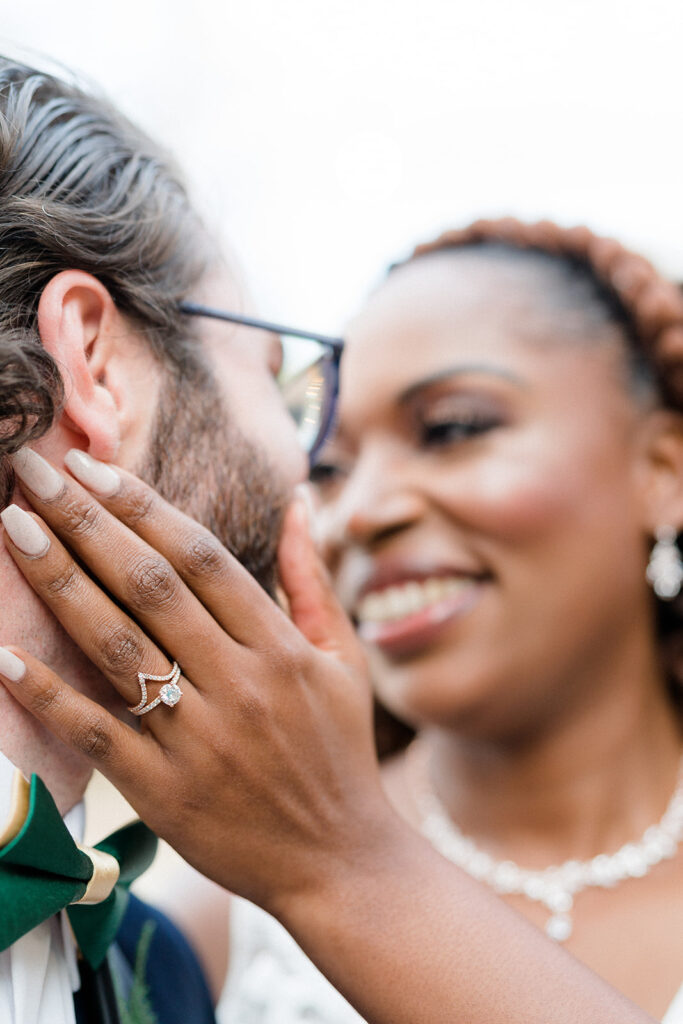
[
  {"left": 309, "top": 457, "right": 346, "bottom": 490},
  {"left": 309, "top": 392, "right": 509, "bottom": 492},
  {"left": 418, "top": 402, "right": 505, "bottom": 448}
]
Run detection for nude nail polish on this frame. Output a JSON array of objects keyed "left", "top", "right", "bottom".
[
  {"left": 0, "top": 505, "right": 50, "bottom": 557},
  {"left": 11, "top": 448, "right": 64, "bottom": 500},
  {"left": 64, "top": 450, "right": 120, "bottom": 497},
  {"left": 0, "top": 647, "right": 26, "bottom": 683}
]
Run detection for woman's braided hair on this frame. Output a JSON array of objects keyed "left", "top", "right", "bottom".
[
  {"left": 376, "top": 217, "right": 683, "bottom": 756},
  {"left": 411, "top": 218, "right": 683, "bottom": 408}
]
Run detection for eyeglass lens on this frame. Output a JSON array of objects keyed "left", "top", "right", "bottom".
[
  {"left": 278, "top": 337, "right": 334, "bottom": 455},
  {"left": 177, "top": 302, "right": 340, "bottom": 459}
]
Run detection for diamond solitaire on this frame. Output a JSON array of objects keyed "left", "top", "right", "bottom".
[{"left": 159, "top": 682, "right": 182, "bottom": 707}]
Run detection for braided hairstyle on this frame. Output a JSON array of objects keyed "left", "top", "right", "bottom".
[
  {"left": 411, "top": 219, "right": 683, "bottom": 407},
  {"left": 375, "top": 218, "right": 683, "bottom": 756}
]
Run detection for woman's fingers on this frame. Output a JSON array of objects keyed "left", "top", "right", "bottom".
[
  {"left": 0, "top": 646, "right": 160, "bottom": 789},
  {"left": 11, "top": 448, "right": 288, "bottom": 650},
  {"left": 0, "top": 504, "right": 197, "bottom": 721},
  {"left": 278, "top": 494, "right": 366, "bottom": 670},
  {"left": 10, "top": 450, "right": 246, "bottom": 672},
  {"left": 0, "top": 647, "right": 190, "bottom": 841}
]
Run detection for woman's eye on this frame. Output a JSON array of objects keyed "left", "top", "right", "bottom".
[
  {"left": 420, "top": 415, "right": 500, "bottom": 447},
  {"left": 309, "top": 460, "right": 344, "bottom": 488}
]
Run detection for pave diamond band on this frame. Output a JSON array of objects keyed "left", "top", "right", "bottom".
[{"left": 128, "top": 662, "right": 183, "bottom": 716}]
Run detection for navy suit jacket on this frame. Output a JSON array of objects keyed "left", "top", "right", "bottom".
[{"left": 74, "top": 893, "right": 216, "bottom": 1024}]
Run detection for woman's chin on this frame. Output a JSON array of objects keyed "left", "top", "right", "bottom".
[{"left": 370, "top": 647, "right": 526, "bottom": 740}]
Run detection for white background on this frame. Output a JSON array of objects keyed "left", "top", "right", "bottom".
[{"left": 1, "top": 0, "right": 681, "bottom": 331}]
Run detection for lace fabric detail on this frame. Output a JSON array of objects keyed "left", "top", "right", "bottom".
[{"left": 218, "top": 897, "right": 365, "bottom": 1024}]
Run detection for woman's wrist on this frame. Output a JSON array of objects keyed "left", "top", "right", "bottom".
[
  {"left": 267, "top": 809, "right": 655, "bottom": 1024},
  {"left": 268, "top": 794, "right": 410, "bottom": 934}
]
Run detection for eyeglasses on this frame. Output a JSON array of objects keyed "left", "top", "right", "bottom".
[{"left": 179, "top": 301, "right": 344, "bottom": 463}]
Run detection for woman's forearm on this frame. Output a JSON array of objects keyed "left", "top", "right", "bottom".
[
  {"left": 278, "top": 818, "right": 655, "bottom": 1024},
  {"left": 0, "top": 464, "right": 656, "bottom": 1024}
]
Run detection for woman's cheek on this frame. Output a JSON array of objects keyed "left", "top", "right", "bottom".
[{"left": 433, "top": 444, "right": 596, "bottom": 544}]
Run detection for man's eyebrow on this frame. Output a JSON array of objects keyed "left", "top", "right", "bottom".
[{"left": 397, "top": 363, "right": 528, "bottom": 405}]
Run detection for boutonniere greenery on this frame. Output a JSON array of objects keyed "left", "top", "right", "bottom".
[{"left": 115, "top": 920, "right": 159, "bottom": 1024}]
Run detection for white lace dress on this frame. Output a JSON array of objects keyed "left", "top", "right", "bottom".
[
  {"left": 218, "top": 897, "right": 363, "bottom": 1024},
  {"left": 218, "top": 897, "right": 683, "bottom": 1023}
]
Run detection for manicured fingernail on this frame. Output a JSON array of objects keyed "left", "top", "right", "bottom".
[
  {"left": 0, "top": 505, "right": 50, "bottom": 557},
  {"left": 293, "top": 484, "right": 323, "bottom": 548},
  {"left": 0, "top": 647, "right": 26, "bottom": 683},
  {"left": 64, "top": 450, "right": 120, "bottom": 497},
  {"left": 294, "top": 483, "right": 315, "bottom": 522},
  {"left": 11, "top": 448, "right": 64, "bottom": 500}
]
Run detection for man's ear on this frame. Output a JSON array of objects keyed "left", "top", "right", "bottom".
[
  {"left": 37, "top": 271, "right": 124, "bottom": 461},
  {"left": 638, "top": 410, "right": 683, "bottom": 534}
]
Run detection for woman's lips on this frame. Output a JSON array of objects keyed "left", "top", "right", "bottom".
[{"left": 355, "top": 575, "right": 483, "bottom": 656}]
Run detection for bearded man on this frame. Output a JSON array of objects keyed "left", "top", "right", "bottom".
[{"left": 0, "top": 55, "right": 339, "bottom": 1024}]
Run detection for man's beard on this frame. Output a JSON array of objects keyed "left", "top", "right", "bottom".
[{"left": 138, "top": 365, "right": 289, "bottom": 596}]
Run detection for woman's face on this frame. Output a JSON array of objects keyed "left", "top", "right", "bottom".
[{"left": 313, "top": 250, "right": 659, "bottom": 738}]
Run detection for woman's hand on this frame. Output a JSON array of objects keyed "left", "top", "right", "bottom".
[
  {"left": 0, "top": 450, "right": 657, "bottom": 1024},
  {"left": 0, "top": 449, "right": 391, "bottom": 918}
]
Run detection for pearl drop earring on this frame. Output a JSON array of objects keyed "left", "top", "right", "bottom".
[{"left": 646, "top": 526, "right": 683, "bottom": 600}]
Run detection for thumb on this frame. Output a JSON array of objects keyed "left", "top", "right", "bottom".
[{"left": 278, "top": 490, "right": 363, "bottom": 667}]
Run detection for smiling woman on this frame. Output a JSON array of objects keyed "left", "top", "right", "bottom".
[
  {"left": 299, "top": 218, "right": 683, "bottom": 1019},
  {"left": 1, "top": 220, "right": 683, "bottom": 1024}
]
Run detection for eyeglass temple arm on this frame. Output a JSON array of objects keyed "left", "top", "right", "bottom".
[{"left": 179, "top": 301, "right": 345, "bottom": 352}]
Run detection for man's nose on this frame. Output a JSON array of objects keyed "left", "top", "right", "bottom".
[{"left": 318, "top": 446, "right": 425, "bottom": 558}]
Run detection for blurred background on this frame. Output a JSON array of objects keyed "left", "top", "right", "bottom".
[
  {"left": 2, "top": 0, "right": 682, "bottom": 907},
  {"left": 1, "top": 0, "right": 681, "bottom": 338}
]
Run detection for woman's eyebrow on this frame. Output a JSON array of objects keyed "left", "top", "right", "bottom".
[{"left": 397, "top": 363, "right": 528, "bottom": 405}]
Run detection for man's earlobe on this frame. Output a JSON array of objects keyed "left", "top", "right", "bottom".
[{"left": 37, "top": 271, "right": 122, "bottom": 461}]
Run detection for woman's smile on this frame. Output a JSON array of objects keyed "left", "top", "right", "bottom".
[
  {"left": 355, "top": 569, "right": 488, "bottom": 657},
  {"left": 313, "top": 246, "right": 670, "bottom": 734},
  {"left": 357, "top": 576, "right": 485, "bottom": 655}
]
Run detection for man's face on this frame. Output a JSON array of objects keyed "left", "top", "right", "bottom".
[
  {"left": 139, "top": 309, "right": 307, "bottom": 594},
  {"left": 0, "top": 277, "right": 307, "bottom": 808}
]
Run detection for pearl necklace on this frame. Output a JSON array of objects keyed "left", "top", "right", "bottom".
[{"left": 410, "top": 740, "right": 683, "bottom": 942}]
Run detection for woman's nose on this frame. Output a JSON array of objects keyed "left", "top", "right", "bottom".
[{"left": 317, "top": 447, "right": 425, "bottom": 558}]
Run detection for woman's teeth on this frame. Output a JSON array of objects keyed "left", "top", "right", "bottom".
[{"left": 356, "top": 577, "right": 474, "bottom": 624}]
